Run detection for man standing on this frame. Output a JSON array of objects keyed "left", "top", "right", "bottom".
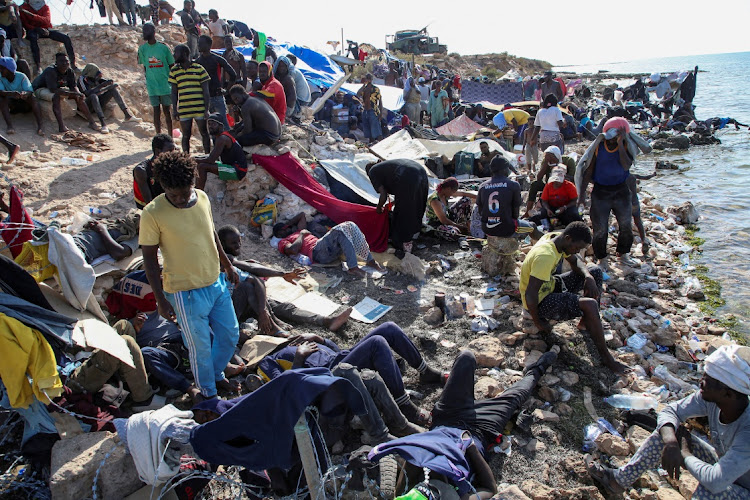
[
  {"left": 540, "top": 70, "right": 563, "bottom": 102},
  {"left": 196, "top": 34, "right": 235, "bottom": 131},
  {"left": 227, "top": 85, "right": 281, "bottom": 146},
  {"left": 195, "top": 112, "right": 247, "bottom": 190},
  {"left": 206, "top": 9, "right": 228, "bottom": 49},
  {"left": 169, "top": 44, "right": 211, "bottom": 154},
  {"left": 32, "top": 53, "right": 97, "bottom": 133},
  {"left": 0, "top": 56, "right": 42, "bottom": 135},
  {"left": 19, "top": 0, "right": 77, "bottom": 75},
  {"left": 258, "top": 60, "right": 286, "bottom": 124},
  {"left": 356, "top": 73, "right": 382, "bottom": 143},
  {"left": 133, "top": 133, "right": 175, "bottom": 209},
  {"left": 222, "top": 35, "right": 246, "bottom": 89},
  {"left": 578, "top": 117, "right": 635, "bottom": 269},
  {"left": 138, "top": 23, "right": 174, "bottom": 135},
  {"left": 520, "top": 221, "right": 628, "bottom": 374},
  {"left": 139, "top": 150, "right": 240, "bottom": 400},
  {"left": 179, "top": 0, "right": 202, "bottom": 60}
]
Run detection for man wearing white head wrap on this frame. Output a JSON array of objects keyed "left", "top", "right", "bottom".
[{"left": 589, "top": 345, "right": 750, "bottom": 498}]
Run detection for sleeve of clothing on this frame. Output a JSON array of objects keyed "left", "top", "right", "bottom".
[
  {"left": 322, "top": 338, "right": 340, "bottom": 352},
  {"left": 76, "top": 75, "right": 87, "bottom": 94},
  {"left": 20, "top": 4, "right": 51, "bottom": 29},
  {"left": 529, "top": 253, "right": 556, "bottom": 282},
  {"left": 277, "top": 234, "right": 294, "bottom": 253},
  {"left": 555, "top": 108, "right": 563, "bottom": 121},
  {"left": 167, "top": 66, "right": 177, "bottom": 85},
  {"left": 684, "top": 427, "right": 750, "bottom": 494},
  {"left": 19, "top": 75, "right": 33, "bottom": 92},
  {"left": 564, "top": 182, "right": 578, "bottom": 200},
  {"left": 656, "top": 392, "right": 709, "bottom": 431},
  {"left": 165, "top": 46, "right": 175, "bottom": 66},
  {"left": 138, "top": 208, "right": 160, "bottom": 246},
  {"left": 198, "top": 65, "right": 210, "bottom": 84},
  {"left": 513, "top": 184, "right": 521, "bottom": 213},
  {"left": 43, "top": 69, "right": 59, "bottom": 92},
  {"left": 137, "top": 46, "right": 146, "bottom": 66}
]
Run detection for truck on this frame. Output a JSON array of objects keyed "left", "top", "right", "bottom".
[{"left": 386, "top": 27, "right": 447, "bottom": 55}]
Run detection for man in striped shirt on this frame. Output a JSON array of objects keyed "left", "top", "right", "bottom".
[{"left": 169, "top": 44, "right": 210, "bottom": 154}]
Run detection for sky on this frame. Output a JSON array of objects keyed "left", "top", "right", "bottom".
[{"left": 46, "top": 0, "right": 750, "bottom": 66}]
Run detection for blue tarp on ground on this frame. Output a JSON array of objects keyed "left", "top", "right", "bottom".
[{"left": 231, "top": 41, "right": 345, "bottom": 89}]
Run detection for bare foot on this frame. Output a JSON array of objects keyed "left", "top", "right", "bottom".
[
  {"left": 36, "top": 128, "right": 44, "bottom": 136},
  {"left": 606, "top": 359, "right": 632, "bottom": 375},
  {"left": 367, "top": 260, "right": 384, "bottom": 272},
  {"left": 224, "top": 362, "right": 246, "bottom": 377},
  {"left": 88, "top": 121, "right": 99, "bottom": 131},
  {"left": 347, "top": 267, "right": 367, "bottom": 277},
  {"left": 58, "top": 125, "right": 69, "bottom": 133},
  {"left": 6, "top": 128, "right": 14, "bottom": 135},
  {"left": 258, "top": 311, "right": 274, "bottom": 335},
  {"left": 327, "top": 307, "right": 352, "bottom": 332},
  {"left": 187, "top": 385, "right": 203, "bottom": 404},
  {"left": 216, "top": 378, "right": 241, "bottom": 393},
  {"left": 7, "top": 145, "right": 20, "bottom": 164}
]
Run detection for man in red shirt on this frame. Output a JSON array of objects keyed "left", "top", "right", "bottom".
[
  {"left": 19, "top": 0, "right": 76, "bottom": 75},
  {"left": 530, "top": 166, "right": 582, "bottom": 228},
  {"left": 258, "top": 60, "right": 286, "bottom": 124}
]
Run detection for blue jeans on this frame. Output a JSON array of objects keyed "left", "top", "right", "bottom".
[
  {"left": 311, "top": 227, "right": 372, "bottom": 269},
  {"left": 142, "top": 347, "right": 190, "bottom": 392},
  {"left": 362, "top": 109, "right": 382, "bottom": 140},
  {"left": 165, "top": 275, "right": 239, "bottom": 398},
  {"left": 209, "top": 95, "right": 229, "bottom": 131},
  {"left": 339, "top": 322, "right": 425, "bottom": 401},
  {"left": 122, "top": 0, "right": 137, "bottom": 24}
]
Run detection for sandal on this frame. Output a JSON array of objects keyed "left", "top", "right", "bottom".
[{"left": 587, "top": 461, "right": 624, "bottom": 494}]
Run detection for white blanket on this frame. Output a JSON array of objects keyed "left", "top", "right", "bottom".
[{"left": 47, "top": 227, "right": 96, "bottom": 312}]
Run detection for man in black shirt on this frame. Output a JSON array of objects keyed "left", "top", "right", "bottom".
[
  {"left": 31, "top": 52, "right": 96, "bottom": 133},
  {"left": 476, "top": 156, "right": 541, "bottom": 240},
  {"left": 196, "top": 34, "right": 235, "bottom": 132}
]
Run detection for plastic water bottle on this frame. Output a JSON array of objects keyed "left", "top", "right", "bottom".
[
  {"left": 626, "top": 333, "right": 648, "bottom": 351},
  {"left": 83, "top": 206, "right": 103, "bottom": 215},
  {"left": 292, "top": 253, "right": 312, "bottom": 266},
  {"left": 603, "top": 394, "right": 658, "bottom": 410},
  {"left": 61, "top": 157, "right": 88, "bottom": 166},
  {"left": 688, "top": 335, "right": 705, "bottom": 360}
]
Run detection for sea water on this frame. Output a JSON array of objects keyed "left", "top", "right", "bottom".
[{"left": 555, "top": 52, "right": 750, "bottom": 336}]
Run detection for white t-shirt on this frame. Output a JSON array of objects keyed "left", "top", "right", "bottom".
[
  {"left": 534, "top": 107, "right": 564, "bottom": 132},
  {"left": 207, "top": 19, "right": 228, "bottom": 38}
]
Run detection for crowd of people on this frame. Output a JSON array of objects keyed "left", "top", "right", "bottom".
[{"left": 0, "top": 7, "right": 748, "bottom": 500}]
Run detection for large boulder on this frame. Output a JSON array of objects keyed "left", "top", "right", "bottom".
[
  {"left": 50, "top": 431, "right": 143, "bottom": 500},
  {"left": 467, "top": 336, "right": 505, "bottom": 367},
  {"left": 666, "top": 201, "right": 699, "bottom": 225},
  {"left": 652, "top": 135, "right": 690, "bottom": 150}
]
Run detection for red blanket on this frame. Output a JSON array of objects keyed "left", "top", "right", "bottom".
[
  {"left": 252, "top": 153, "right": 389, "bottom": 253},
  {"left": 0, "top": 186, "right": 33, "bottom": 258}
]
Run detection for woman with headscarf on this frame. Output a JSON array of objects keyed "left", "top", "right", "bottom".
[
  {"left": 402, "top": 77, "right": 421, "bottom": 124},
  {"left": 428, "top": 80, "right": 449, "bottom": 128},
  {"left": 425, "top": 177, "right": 476, "bottom": 240},
  {"left": 272, "top": 56, "right": 296, "bottom": 121},
  {"left": 588, "top": 344, "right": 750, "bottom": 499},
  {"left": 531, "top": 94, "right": 566, "bottom": 154}
]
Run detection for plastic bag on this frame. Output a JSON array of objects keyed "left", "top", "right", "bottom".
[{"left": 250, "top": 196, "right": 278, "bottom": 227}]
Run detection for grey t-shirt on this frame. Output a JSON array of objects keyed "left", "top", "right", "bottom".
[{"left": 73, "top": 229, "right": 139, "bottom": 264}]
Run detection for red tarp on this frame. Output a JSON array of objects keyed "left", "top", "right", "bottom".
[
  {"left": 0, "top": 186, "right": 33, "bottom": 258},
  {"left": 252, "top": 153, "right": 390, "bottom": 253}
]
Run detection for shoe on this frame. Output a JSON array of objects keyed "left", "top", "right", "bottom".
[
  {"left": 131, "top": 394, "right": 166, "bottom": 412},
  {"left": 390, "top": 421, "right": 426, "bottom": 437},
  {"left": 360, "top": 431, "right": 396, "bottom": 445},
  {"left": 619, "top": 253, "right": 638, "bottom": 267},
  {"left": 100, "top": 125, "right": 110, "bottom": 134},
  {"left": 523, "top": 349, "right": 558, "bottom": 375},
  {"left": 123, "top": 114, "right": 142, "bottom": 123},
  {"left": 379, "top": 454, "right": 399, "bottom": 499}
]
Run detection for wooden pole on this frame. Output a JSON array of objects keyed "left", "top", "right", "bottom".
[
  {"left": 309, "top": 74, "right": 348, "bottom": 115},
  {"left": 294, "top": 413, "right": 322, "bottom": 500}
]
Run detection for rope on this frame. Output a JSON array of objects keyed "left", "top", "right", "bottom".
[{"left": 43, "top": 388, "right": 115, "bottom": 425}]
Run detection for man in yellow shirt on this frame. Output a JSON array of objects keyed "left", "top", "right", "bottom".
[
  {"left": 139, "top": 150, "right": 240, "bottom": 401},
  {"left": 519, "top": 221, "right": 628, "bottom": 374}
]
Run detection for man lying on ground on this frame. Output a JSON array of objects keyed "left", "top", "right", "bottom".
[
  {"left": 133, "top": 133, "right": 175, "bottom": 209},
  {"left": 73, "top": 218, "right": 139, "bottom": 264},
  {"left": 0, "top": 56, "right": 43, "bottom": 135},
  {"left": 195, "top": 113, "right": 247, "bottom": 190},
  {"left": 274, "top": 214, "right": 382, "bottom": 277},
  {"left": 368, "top": 348, "right": 559, "bottom": 500},
  {"left": 520, "top": 221, "right": 629, "bottom": 374},
  {"left": 77, "top": 63, "right": 139, "bottom": 134},
  {"left": 256, "top": 322, "right": 446, "bottom": 426},
  {"left": 588, "top": 345, "right": 750, "bottom": 499},
  {"left": 218, "top": 224, "right": 352, "bottom": 336}
]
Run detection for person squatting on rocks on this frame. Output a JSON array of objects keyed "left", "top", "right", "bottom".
[{"left": 77, "top": 63, "right": 139, "bottom": 134}]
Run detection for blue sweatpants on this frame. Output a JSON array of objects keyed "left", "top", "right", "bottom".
[
  {"left": 165, "top": 275, "right": 239, "bottom": 398},
  {"left": 339, "top": 322, "right": 425, "bottom": 403}
]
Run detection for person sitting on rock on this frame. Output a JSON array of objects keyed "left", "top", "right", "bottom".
[
  {"left": 0, "top": 27, "right": 32, "bottom": 80},
  {"left": 195, "top": 112, "right": 247, "bottom": 190},
  {"left": 227, "top": 84, "right": 281, "bottom": 146},
  {"left": 523, "top": 145, "right": 576, "bottom": 218},
  {"left": 18, "top": 0, "right": 77, "bottom": 76},
  {"left": 474, "top": 140, "right": 500, "bottom": 178},
  {"left": 588, "top": 345, "right": 750, "bottom": 499},
  {"left": 368, "top": 347, "right": 559, "bottom": 500},
  {"left": 218, "top": 224, "right": 352, "bottom": 336},
  {"left": 0, "top": 56, "right": 42, "bottom": 135},
  {"left": 274, "top": 214, "right": 382, "bottom": 277},
  {"left": 520, "top": 221, "right": 629, "bottom": 374},
  {"left": 528, "top": 166, "right": 582, "bottom": 229},
  {"left": 77, "top": 63, "right": 139, "bottom": 134},
  {"left": 133, "top": 133, "right": 175, "bottom": 209},
  {"left": 256, "top": 322, "right": 445, "bottom": 427},
  {"left": 32, "top": 52, "right": 97, "bottom": 133}
]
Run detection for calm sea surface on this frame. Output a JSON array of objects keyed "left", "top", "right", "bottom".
[{"left": 555, "top": 52, "right": 750, "bottom": 335}]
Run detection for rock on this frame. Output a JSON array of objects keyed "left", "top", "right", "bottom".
[
  {"left": 556, "top": 402, "right": 573, "bottom": 416},
  {"left": 676, "top": 474, "right": 699, "bottom": 498},
  {"left": 707, "top": 325, "right": 727, "bottom": 336},
  {"left": 532, "top": 409, "right": 560, "bottom": 423},
  {"left": 634, "top": 470, "right": 661, "bottom": 490},
  {"left": 655, "top": 487, "right": 684, "bottom": 500},
  {"left": 559, "top": 371, "right": 579, "bottom": 386},
  {"left": 537, "top": 386, "right": 558, "bottom": 402},
  {"left": 666, "top": 202, "right": 699, "bottom": 225},
  {"left": 706, "top": 337, "right": 734, "bottom": 355},
  {"left": 595, "top": 433, "right": 631, "bottom": 456},
  {"left": 474, "top": 376, "right": 501, "bottom": 399},
  {"left": 652, "top": 135, "right": 690, "bottom": 150},
  {"left": 482, "top": 236, "right": 519, "bottom": 276},
  {"left": 539, "top": 374, "right": 560, "bottom": 386},
  {"left": 655, "top": 160, "right": 679, "bottom": 170},
  {"left": 467, "top": 336, "right": 505, "bottom": 367},
  {"left": 493, "top": 485, "right": 531, "bottom": 500},
  {"left": 50, "top": 432, "right": 142, "bottom": 500},
  {"left": 525, "top": 438, "right": 546, "bottom": 453},
  {"left": 423, "top": 307, "right": 444, "bottom": 325},
  {"left": 520, "top": 480, "right": 554, "bottom": 500},
  {"left": 523, "top": 338, "right": 548, "bottom": 352},
  {"left": 626, "top": 425, "right": 653, "bottom": 453},
  {"left": 521, "top": 350, "right": 543, "bottom": 369}
]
